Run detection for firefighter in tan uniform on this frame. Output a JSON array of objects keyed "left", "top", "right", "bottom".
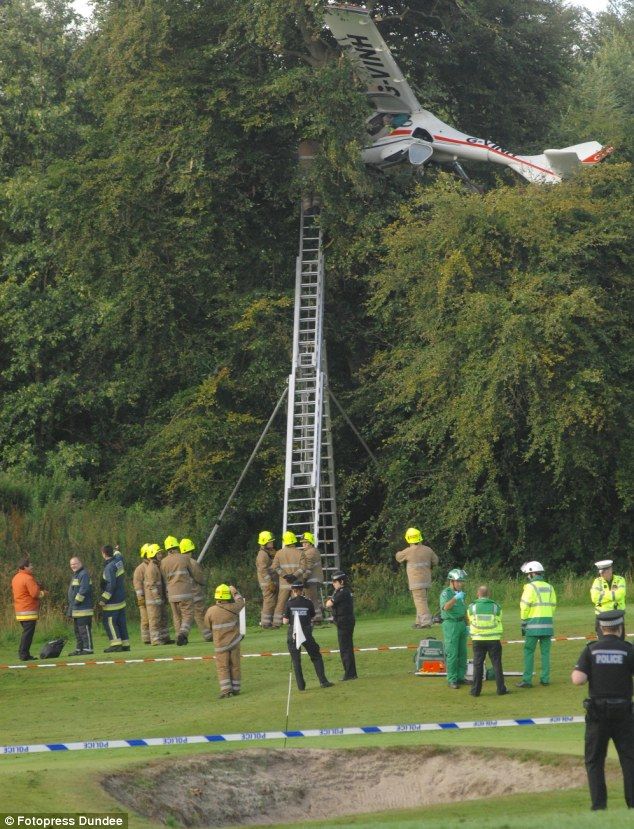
[
  {"left": 132, "top": 544, "right": 150, "bottom": 644},
  {"left": 160, "top": 534, "right": 197, "bottom": 646},
  {"left": 179, "top": 538, "right": 211, "bottom": 641},
  {"left": 395, "top": 527, "right": 439, "bottom": 628},
  {"left": 301, "top": 531, "right": 324, "bottom": 623},
  {"left": 144, "top": 544, "right": 173, "bottom": 645},
  {"left": 204, "top": 583, "right": 245, "bottom": 698},
  {"left": 256, "top": 531, "right": 278, "bottom": 628},
  {"left": 271, "top": 531, "right": 306, "bottom": 627}
]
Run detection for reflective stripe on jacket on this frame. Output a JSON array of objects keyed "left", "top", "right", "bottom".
[
  {"left": 204, "top": 596, "right": 245, "bottom": 653},
  {"left": 520, "top": 578, "right": 556, "bottom": 635},
  {"left": 256, "top": 548, "right": 277, "bottom": 587},
  {"left": 271, "top": 546, "right": 306, "bottom": 586},
  {"left": 133, "top": 561, "right": 148, "bottom": 600},
  {"left": 143, "top": 559, "right": 166, "bottom": 606},
  {"left": 67, "top": 567, "right": 94, "bottom": 617},
  {"left": 467, "top": 598, "right": 503, "bottom": 640},
  {"left": 12, "top": 571, "right": 43, "bottom": 621},
  {"left": 100, "top": 557, "right": 126, "bottom": 611},
  {"left": 395, "top": 544, "right": 439, "bottom": 589},
  {"left": 160, "top": 552, "right": 195, "bottom": 601},
  {"left": 590, "top": 575, "right": 626, "bottom": 615},
  {"left": 302, "top": 545, "right": 323, "bottom": 584}
]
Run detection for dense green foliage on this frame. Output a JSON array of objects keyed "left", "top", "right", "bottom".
[{"left": 0, "top": 0, "right": 632, "bottom": 590}]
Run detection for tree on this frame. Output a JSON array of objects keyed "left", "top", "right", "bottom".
[{"left": 356, "top": 164, "right": 633, "bottom": 568}]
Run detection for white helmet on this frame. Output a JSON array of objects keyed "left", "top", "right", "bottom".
[{"left": 521, "top": 561, "right": 544, "bottom": 574}]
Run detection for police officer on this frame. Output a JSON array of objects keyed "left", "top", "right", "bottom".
[
  {"left": 591, "top": 560, "right": 626, "bottom": 639},
  {"left": 571, "top": 610, "right": 634, "bottom": 810},
  {"left": 325, "top": 571, "right": 357, "bottom": 681},
  {"left": 282, "top": 578, "right": 333, "bottom": 691}
]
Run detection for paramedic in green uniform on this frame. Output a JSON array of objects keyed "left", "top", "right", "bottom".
[{"left": 440, "top": 568, "right": 468, "bottom": 689}]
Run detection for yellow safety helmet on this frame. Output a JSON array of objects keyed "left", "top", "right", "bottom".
[
  {"left": 179, "top": 538, "right": 196, "bottom": 555},
  {"left": 164, "top": 535, "right": 180, "bottom": 552},
  {"left": 302, "top": 531, "right": 316, "bottom": 545},
  {"left": 404, "top": 527, "right": 423, "bottom": 544},
  {"left": 139, "top": 543, "right": 149, "bottom": 558},
  {"left": 214, "top": 583, "right": 232, "bottom": 601},
  {"left": 145, "top": 543, "right": 160, "bottom": 559},
  {"left": 258, "top": 530, "right": 274, "bottom": 546},
  {"left": 282, "top": 530, "right": 297, "bottom": 546}
]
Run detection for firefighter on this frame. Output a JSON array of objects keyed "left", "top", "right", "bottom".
[
  {"left": 467, "top": 585, "right": 508, "bottom": 697},
  {"left": 301, "top": 532, "right": 324, "bottom": 623},
  {"left": 11, "top": 558, "right": 47, "bottom": 661},
  {"left": 517, "top": 561, "right": 557, "bottom": 688},
  {"left": 179, "top": 538, "right": 211, "bottom": 641},
  {"left": 98, "top": 544, "right": 129, "bottom": 653},
  {"left": 395, "top": 527, "right": 439, "bottom": 628},
  {"left": 283, "top": 578, "right": 333, "bottom": 691},
  {"left": 572, "top": 610, "right": 634, "bottom": 810},
  {"left": 256, "top": 530, "right": 278, "bottom": 628},
  {"left": 440, "top": 568, "right": 468, "bottom": 689},
  {"left": 271, "top": 531, "right": 306, "bottom": 627},
  {"left": 144, "top": 544, "right": 173, "bottom": 645},
  {"left": 204, "top": 583, "right": 245, "bottom": 698},
  {"left": 160, "top": 535, "right": 197, "bottom": 646},
  {"left": 325, "top": 570, "right": 357, "bottom": 680},
  {"left": 591, "top": 560, "right": 626, "bottom": 639},
  {"left": 132, "top": 544, "right": 150, "bottom": 645},
  {"left": 67, "top": 556, "right": 94, "bottom": 656}
]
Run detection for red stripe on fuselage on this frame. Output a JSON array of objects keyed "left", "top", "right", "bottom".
[{"left": 432, "top": 134, "right": 559, "bottom": 178}]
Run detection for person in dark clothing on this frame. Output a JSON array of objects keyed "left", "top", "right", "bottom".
[
  {"left": 571, "top": 610, "right": 634, "bottom": 811},
  {"left": 282, "top": 578, "right": 333, "bottom": 691},
  {"left": 67, "top": 556, "right": 94, "bottom": 655},
  {"left": 325, "top": 571, "right": 357, "bottom": 681}
]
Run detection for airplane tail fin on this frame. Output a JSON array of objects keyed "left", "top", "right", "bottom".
[{"left": 509, "top": 141, "right": 614, "bottom": 184}]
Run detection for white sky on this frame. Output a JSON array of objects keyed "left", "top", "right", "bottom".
[{"left": 70, "top": 1, "right": 614, "bottom": 20}]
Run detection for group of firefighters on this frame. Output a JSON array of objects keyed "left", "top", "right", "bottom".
[{"left": 9, "top": 526, "right": 632, "bottom": 809}]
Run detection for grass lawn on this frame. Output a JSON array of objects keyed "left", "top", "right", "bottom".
[{"left": 0, "top": 606, "right": 630, "bottom": 827}]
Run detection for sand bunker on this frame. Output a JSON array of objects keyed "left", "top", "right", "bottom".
[{"left": 103, "top": 746, "right": 585, "bottom": 827}]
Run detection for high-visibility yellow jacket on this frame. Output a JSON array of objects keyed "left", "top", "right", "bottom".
[
  {"left": 590, "top": 575, "right": 626, "bottom": 615},
  {"left": 520, "top": 577, "right": 557, "bottom": 636},
  {"left": 467, "top": 598, "right": 503, "bottom": 640}
]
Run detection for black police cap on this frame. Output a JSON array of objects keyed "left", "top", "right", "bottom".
[
  {"left": 291, "top": 580, "right": 305, "bottom": 590},
  {"left": 596, "top": 610, "right": 625, "bottom": 627},
  {"left": 332, "top": 571, "right": 347, "bottom": 581}
]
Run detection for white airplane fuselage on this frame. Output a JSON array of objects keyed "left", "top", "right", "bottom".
[{"left": 364, "top": 109, "right": 561, "bottom": 182}]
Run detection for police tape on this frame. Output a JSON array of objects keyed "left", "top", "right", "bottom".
[
  {"left": 0, "top": 715, "right": 585, "bottom": 756},
  {"left": 1, "top": 633, "right": 630, "bottom": 672}
]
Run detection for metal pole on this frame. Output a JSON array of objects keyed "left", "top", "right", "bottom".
[
  {"left": 328, "top": 388, "right": 379, "bottom": 466},
  {"left": 197, "top": 386, "right": 288, "bottom": 564}
]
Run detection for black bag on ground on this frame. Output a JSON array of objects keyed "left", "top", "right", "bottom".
[{"left": 40, "top": 638, "right": 66, "bottom": 659}]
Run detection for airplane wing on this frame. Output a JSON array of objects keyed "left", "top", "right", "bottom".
[{"left": 324, "top": 4, "right": 422, "bottom": 115}]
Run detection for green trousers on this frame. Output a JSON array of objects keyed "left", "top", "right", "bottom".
[
  {"left": 442, "top": 620, "right": 467, "bottom": 684},
  {"left": 522, "top": 634, "right": 552, "bottom": 684}
]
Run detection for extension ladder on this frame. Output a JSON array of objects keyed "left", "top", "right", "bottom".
[{"left": 282, "top": 208, "right": 341, "bottom": 585}]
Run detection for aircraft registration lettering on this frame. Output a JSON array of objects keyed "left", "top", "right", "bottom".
[
  {"left": 339, "top": 33, "right": 400, "bottom": 91},
  {"left": 466, "top": 137, "right": 518, "bottom": 159}
]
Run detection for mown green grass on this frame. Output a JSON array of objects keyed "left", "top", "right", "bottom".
[{"left": 0, "top": 607, "right": 630, "bottom": 826}]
